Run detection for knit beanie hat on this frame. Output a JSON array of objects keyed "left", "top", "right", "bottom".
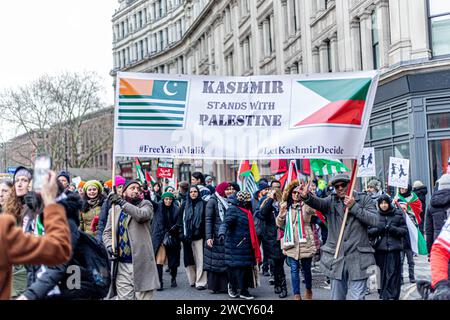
[
  {"left": 57, "top": 171, "right": 71, "bottom": 184},
  {"left": 83, "top": 180, "right": 103, "bottom": 193},
  {"left": 165, "top": 185, "right": 175, "bottom": 192},
  {"left": 161, "top": 192, "right": 175, "bottom": 200},
  {"left": 115, "top": 175, "right": 126, "bottom": 186},
  {"left": 13, "top": 166, "right": 33, "bottom": 183},
  {"left": 236, "top": 190, "right": 251, "bottom": 203},
  {"left": 438, "top": 174, "right": 450, "bottom": 190},
  {"left": 367, "top": 179, "right": 381, "bottom": 191},
  {"left": 122, "top": 179, "right": 141, "bottom": 193},
  {"left": 78, "top": 181, "right": 86, "bottom": 189},
  {"left": 104, "top": 179, "right": 113, "bottom": 189}
]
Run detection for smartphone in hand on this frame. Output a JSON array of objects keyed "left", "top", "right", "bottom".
[{"left": 32, "top": 155, "right": 52, "bottom": 192}]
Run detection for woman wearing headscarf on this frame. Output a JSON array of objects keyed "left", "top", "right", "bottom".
[
  {"left": 368, "top": 194, "right": 407, "bottom": 299},
  {"left": 276, "top": 181, "right": 317, "bottom": 300},
  {"left": 204, "top": 182, "right": 231, "bottom": 294},
  {"left": 218, "top": 191, "right": 261, "bottom": 300},
  {"left": 80, "top": 180, "right": 105, "bottom": 238},
  {"left": 177, "top": 185, "right": 207, "bottom": 289},
  {"left": 151, "top": 192, "right": 181, "bottom": 291}
]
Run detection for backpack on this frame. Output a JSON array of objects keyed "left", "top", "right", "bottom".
[{"left": 72, "top": 231, "right": 111, "bottom": 298}]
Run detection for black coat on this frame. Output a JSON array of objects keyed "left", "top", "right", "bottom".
[
  {"left": 23, "top": 193, "right": 101, "bottom": 300},
  {"left": 425, "top": 188, "right": 450, "bottom": 253},
  {"left": 151, "top": 201, "right": 181, "bottom": 269},
  {"left": 204, "top": 195, "right": 227, "bottom": 273},
  {"left": 257, "top": 197, "right": 284, "bottom": 260},
  {"left": 368, "top": 208, "right": 408, "bottom": 252},
  {"left": 96, "top": 200, "right": 111, "bottom": 243},
  {"left": 414, "top": 186, "right": 428, "bottom": 222},
  {"left": 218, "top": 203, "right": 256, "bottom": 268}
]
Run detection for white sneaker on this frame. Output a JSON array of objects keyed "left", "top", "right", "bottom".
[
  {"left": 239, "top": 291, "right": 255, "bottom": 300},
  {"left": 227, "top": 283, "right": 238, "bottom": 298}
]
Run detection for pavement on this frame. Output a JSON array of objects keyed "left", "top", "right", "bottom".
[{"left": 154, "top": 251, "right": 430, "bottom": 300}]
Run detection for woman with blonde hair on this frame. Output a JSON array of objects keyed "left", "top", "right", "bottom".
[
  {"left": 276, "top": 180, "right": 317, "bottom": 300},
  {"left": 80, "top": 180, "right": 105, "bottom": 237}
]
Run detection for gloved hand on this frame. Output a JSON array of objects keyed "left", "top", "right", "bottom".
[
  {"left": 218, "top": 234, "right": 225, "bottom": 244},
  {"left": 432, "top": 280, "right": 450, "bottom": 300},
  {"left": 90, "top": 215, "right": 99, "bottom": 232},
  {"left": 143, "top": 180, "right": 149, "bottom": 191},
  {"left": 108, "top": 192, "right": 125, "bottom": 206},
  {"left": 169, "top": 225, "right": 179, "bottom": 236},
  {"left": 107, "top": 247, "right": 118, "bottom": 261},
  {"left": 384, "top": 223, "right": 391, "bottom": 231}
]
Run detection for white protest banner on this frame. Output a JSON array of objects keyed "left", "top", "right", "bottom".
[
  {"left": 388, "top": 157, "right": 410, "bottom": 188},
  {"left": 113, "top": 71, "right": 379, "bottom": 160},
  {"left": 357, "top": 147, "right": 376, "bottom": 177}
]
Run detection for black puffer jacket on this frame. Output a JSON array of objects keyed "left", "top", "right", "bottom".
[
  {"left": 257, "top": 196, "right": 284, "bottom": 260},
  {"left": 218, "top": 200, "right": 255, "bottom": 268},
  {"left": 368, "top": 207, "right": 408, "bottom": 252},
  {"left": 24, "top": 193, "right": 101, "bottom": 300},
  {"left": 204, "top": 195, "right": 227, "bottom": 273},
  {"left": 425, "top": 188, "right": 450, "bottom": 253}
]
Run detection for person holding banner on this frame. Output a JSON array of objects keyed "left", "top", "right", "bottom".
[
  {"left": 276, "top": 181, "right": 317, "bottom": 300},
  {"left": 103, "top": 180, "right": 159, "bottom": 300},
  {"left": 299, "top": 174, "right": 378, "bottom": 300}
]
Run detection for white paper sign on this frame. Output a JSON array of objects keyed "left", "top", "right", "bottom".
[
  {"left": 72, "top": 176, "right": 82, "bottom": 188},
  {"left": 388, "top": 157, "right": 409, "bottom": 188},
  {"left": 113, "top": 71, "right": 379, "bottom": 160},
  {"left": 357, "top": 147, "right": 376, "bottom": 177}
]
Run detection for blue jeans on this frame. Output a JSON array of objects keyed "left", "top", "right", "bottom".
[{"left": 287, "top": 257, "right": 312, "bottom": 295}]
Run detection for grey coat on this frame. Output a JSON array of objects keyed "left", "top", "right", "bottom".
[
  {"left": 103, "top": 200, "right": 160, "bottom": 292},
  {"left": 303, "top": 191, "right": 378, "bottom": 281}
]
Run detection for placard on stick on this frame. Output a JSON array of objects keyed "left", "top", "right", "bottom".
[
  {"left": 357, "top": 147, "right": 375, "bottom": 177},
  {"left": 388, "top": 157, "right": 409, "bottom": 188}
]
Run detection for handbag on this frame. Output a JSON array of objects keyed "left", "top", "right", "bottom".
[
  {"left": 163, "top": 232, "right": 178, "bottom": 249},
  {"left": 369, "top": 235, "right": 382, "bottom": 249}
]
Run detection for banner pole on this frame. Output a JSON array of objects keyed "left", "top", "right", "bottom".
[
  {"left": 364, "top": 177, "right": 368, "bottom": 192},
  {"left": 334, "top": 159, "right": 358, "bottom": 260},
  {"left": 111, "top": 156, "right": 117, "bottom": 254}
]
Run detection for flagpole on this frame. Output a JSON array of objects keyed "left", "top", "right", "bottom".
[
  {"left": 364, "top": 177, "right": 368, "bottom": 192},
  {"left": 334, "top": 159, "right": 358, "bottom": 259}
]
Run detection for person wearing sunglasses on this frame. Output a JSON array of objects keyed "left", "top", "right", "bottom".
[{"left": 299, "top": 173, "right": 378, "bottom": 300}]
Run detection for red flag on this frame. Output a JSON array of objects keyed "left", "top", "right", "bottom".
[
  {"left": 298, "top": 159, "right": 311, "bottom": 175},
  {"left": 279, "top": 160, "right": 298, "bottom": 189},
  {"left": 238, "top": 160, "right": 252, "bottom": 177},
  {"left": 270, "top": 159, "right": 288, "bottom": 174}
]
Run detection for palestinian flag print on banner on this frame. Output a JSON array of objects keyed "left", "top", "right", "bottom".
[{"left": 291, "top": 78, "right": 372, "bottom": 128}]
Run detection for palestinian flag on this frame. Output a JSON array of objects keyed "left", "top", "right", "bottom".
[
  {"left": 310, "top": 159, "right": 350, "bottom": 176},
  {"left": 279, "top": 160, "right": 298, "bottom": 189},
  {"left": 135, "top": 157, "right": 146, "bottom": 184},
  {"left": 404, "top": 209, "right": 428, "bottom": 255},
  {"left": 145, "top": 170, "right": 157, "bottom": 187},
  {"left": 396, "top": 193, "right": 423, "bottom": 225},
  {"left": 293, "top": 78, "right": 372, "bottom": 127}
]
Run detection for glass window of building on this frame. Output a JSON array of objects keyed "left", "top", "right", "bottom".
[
  {"left": 428, "top": 112, "right": 450, "bottom": 129},
  {"left": 429, "top": 0, "right": 450, "bottom": 56},
  {"left": 429, "top": 139, "right": 450, "bottom": 187},
  {"left": 394, "top": 143, "right": 410, "bottom": 159},
  {"left": 372, "top": 10, "right": 380, "bottom": 69},
  {"left": 393, "top": 118, "right": 409, "bottom": 135},
  {"left": 371, "top": 122, "right": 391, "bottom": 140}
]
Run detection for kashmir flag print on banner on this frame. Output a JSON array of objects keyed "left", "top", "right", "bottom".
[{"left": 118, "top": 78, "right": 189, "bottom": 129}]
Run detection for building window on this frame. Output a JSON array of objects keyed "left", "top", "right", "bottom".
[
  {"left": 372, "top": 11, "right": 380, "bottom": 69},
  {"left": 394, "top": 143, "right": 410, "bottom": 159},
  {"left": 371, "top": 122, "right": 391, "bottom": 140},
  {"left": 428, "top": 0, "right": 450, "bottom": 56},
  {"left": 428, "top": 112, "right": 450, "bottom": 129},
  {"left": 429, "top": 139, "right": 450, "bottom": 187},
  {"left": 393, "top": 118, "right": 409, "bottom": 135},
  {"left": 326, "top": 40, "right": 332, "bottom": 72}
]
